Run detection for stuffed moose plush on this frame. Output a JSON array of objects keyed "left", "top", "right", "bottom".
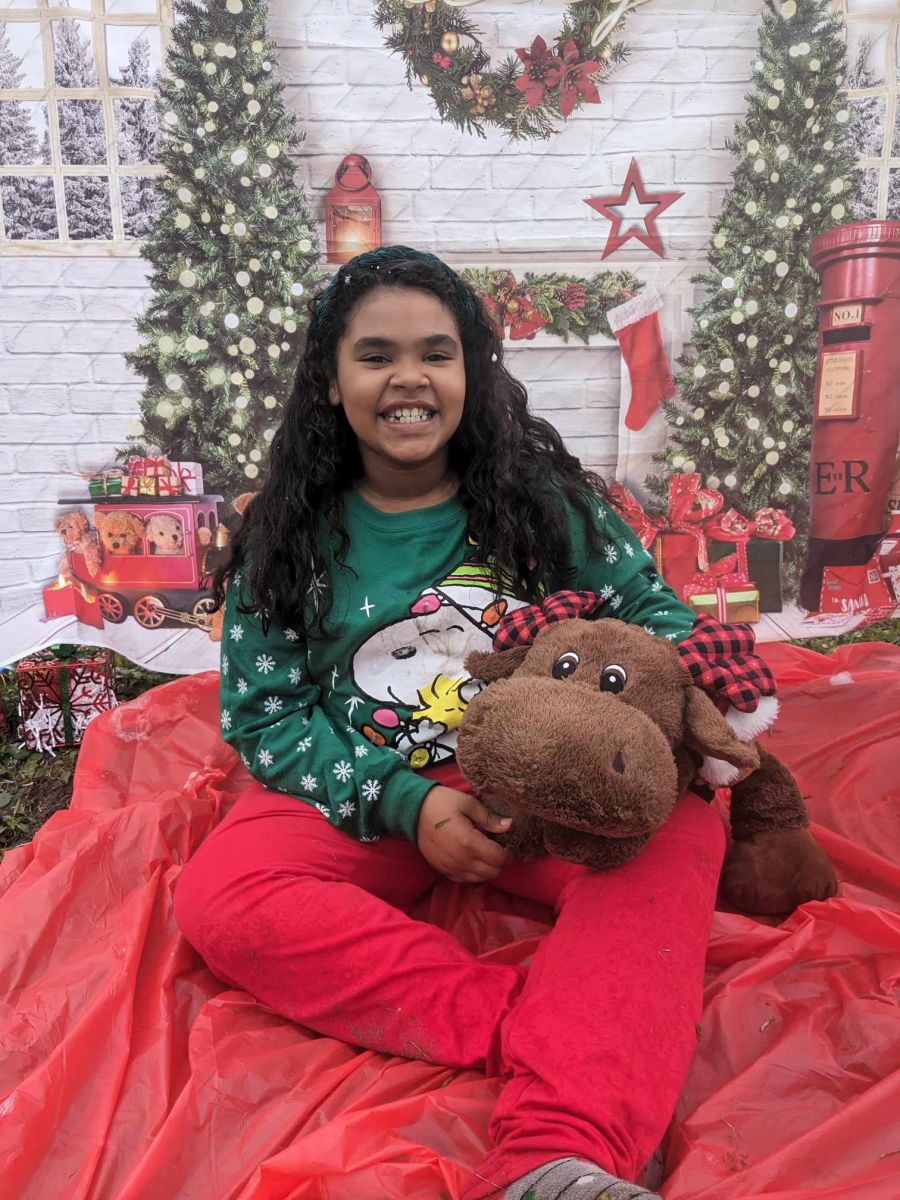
[{"left": 456, "top": 603, "right": 837, "bottom": 915}]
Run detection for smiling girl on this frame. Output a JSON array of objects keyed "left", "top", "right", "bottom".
[{"left": 173, "top": 247, "right": 725, "bottom": 1200}]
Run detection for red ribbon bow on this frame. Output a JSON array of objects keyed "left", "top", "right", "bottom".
[
  {"left": 706, "top": 505, "right": 795, "bottom": 579},
  {"left": 609, "top": 474, "right": 723, "bottom": 573},
  {"left": 477, "top": 272, "right": 548, "bottom": 341}
]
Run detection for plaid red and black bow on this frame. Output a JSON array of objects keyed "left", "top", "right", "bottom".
[
  {"left": 492, "top": 591, "right": 605, "bottom": 651},
  {"left": 492, "top": 592, "right": 775, "bottom": 714},
  {"left": 676, "top": 614, "right": 776, "bottom": 713}
]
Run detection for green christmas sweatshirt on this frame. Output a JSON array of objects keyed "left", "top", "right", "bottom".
[{"left": 219, "top": 488, "right": 696, "bottom": 844}]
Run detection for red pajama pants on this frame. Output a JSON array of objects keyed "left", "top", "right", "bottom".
[{"left": 173, "top": 765, "right": 725, "bottom": 1199}]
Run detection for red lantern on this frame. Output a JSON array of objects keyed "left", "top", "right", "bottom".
[{"left": 324, "top": 154, "right": 382, "bottom": 264}]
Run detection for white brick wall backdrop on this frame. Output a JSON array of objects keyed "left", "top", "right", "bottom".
[{"left": 0, "top": 0, "right": 763, "bottom": 637}]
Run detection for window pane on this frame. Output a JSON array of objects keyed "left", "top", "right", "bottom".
[
  {"left": 849, "top": 93, "right": 885, "bottom": 158},
  {"left": 889, "top": 170, "right": 900, "bottom": 219},
  {"left": 106, "top": 26, "right": 162, "bottom": 85},
  {"left": 1, "top": 22, "right": 45, "bottom": 88},
  {"left": 0, "top": 101, "right": 50, "bottom": 165},
  {"left": 113, "top": 97, "right": 159, "bottom": 164},
  {"left": 104, "top": 0, "right": 159, "bottom": 12},
  {"left": 1, "top": 175, "right": 58, "bottom": 239},
  {"left": 120, "top": 175, "right": 162, "bottom": 238},
  {"left": 57, "top": 99, "right": 108, "bottom": 164},
  {"left": 892, "top": 101, "right": 900, "bottom": 156},
  {"left": 63, "top": 174, "right": 112, "bottom": 239},
  {"left": 52, "top": 19, "right": 98, "bottom": 88},
  {"left": 845, "top": 23, "right": 890, "bottom": 86},
  {"left": 851, "top": 168, "right": 881, "bottom": 220}
]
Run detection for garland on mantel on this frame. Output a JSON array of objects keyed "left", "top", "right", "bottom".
[
  {"left": 373, "top": 0, "right": 651, "bottom": 142},
  {"left": 458, "top": 267, "right": 644, "bottom": 341}
]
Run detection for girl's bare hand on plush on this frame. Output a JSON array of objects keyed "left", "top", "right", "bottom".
[{"left": 417, "top": 785, "right": 512, "bottom": 883}]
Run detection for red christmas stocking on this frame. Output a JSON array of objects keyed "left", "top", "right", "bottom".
[{"left": 607, "top": 287, "right": 675, "bottom": 431}]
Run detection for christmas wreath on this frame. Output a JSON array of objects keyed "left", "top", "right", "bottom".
[
  {"left": 458, "top": 267, "right": 643, "bottom": 341},
  {"left": 373, "top": 0, "right": 649, "bottom": 142}
]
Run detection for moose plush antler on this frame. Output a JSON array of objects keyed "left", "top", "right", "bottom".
[{"left": 456, "top": 612, "right": 837, "bottom": 915}]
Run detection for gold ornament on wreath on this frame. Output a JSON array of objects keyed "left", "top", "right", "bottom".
[{"left": 374, "top": 0, "right": 653, "bottom": 141}]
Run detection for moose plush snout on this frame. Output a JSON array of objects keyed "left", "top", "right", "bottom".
[{"left": 456, "top": 618, "right": 760, "bottom": 869}]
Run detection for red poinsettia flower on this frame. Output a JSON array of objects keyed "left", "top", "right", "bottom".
[
  {"left": 514, "top": 35, "right": 564, "bottom": 110},
  {"left": 557, "top": 39, "right": 601, "bottom": 118}
]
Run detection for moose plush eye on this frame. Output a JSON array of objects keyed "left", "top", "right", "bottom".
[
  {"left": 599, "top": 664, "right": 627, "bottom": 693},
  {"left": 551, "top": 651, "right": 579, "bottom": 680}
]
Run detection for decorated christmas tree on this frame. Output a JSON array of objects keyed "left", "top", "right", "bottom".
[
  {"left": 647, "top": 0, "right": 860, "bottom": 586},
  {"left": 125, "top": 0, "right": 325, "bottom": 497}
]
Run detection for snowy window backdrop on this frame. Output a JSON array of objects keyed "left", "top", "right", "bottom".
[
  {"left": 0, "top": 0, "right": 171, "bottom": 250},
  {"left": 836, "top": 0, "right": 900, "bottom": 220}
]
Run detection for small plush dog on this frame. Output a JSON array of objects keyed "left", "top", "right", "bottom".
[
  {"left": 94, "top": 510, "right": 146, "bottom": 556},
  {"left": 54, "top": 510, "right": 102, "bottom": 577},
  {"left": 145, "top": 513, "right": 185, "bottom": 555}
]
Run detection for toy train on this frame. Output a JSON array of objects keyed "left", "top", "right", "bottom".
[{"left": 55, "top": 492, "right": 226, "bottom": 630}]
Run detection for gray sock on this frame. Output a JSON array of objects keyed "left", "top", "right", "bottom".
[{"left": 502, "top": 1157, "right": 662, "bottom": 1200}]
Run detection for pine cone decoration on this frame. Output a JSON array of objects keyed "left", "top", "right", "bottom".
[{"left": 562, "top": 282, "right": 588, "bottom": 311}]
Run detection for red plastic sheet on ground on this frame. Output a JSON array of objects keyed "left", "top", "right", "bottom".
[{"left": 1, "top": 641, "right": 899, "bottom": 1200}]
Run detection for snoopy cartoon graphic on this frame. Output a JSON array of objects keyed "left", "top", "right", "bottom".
[{"left": 352, "top": 561, "right": 535, "bottom": 767}]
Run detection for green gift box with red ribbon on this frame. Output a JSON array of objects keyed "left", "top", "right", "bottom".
[{"left": 16, "top": 646, "right": 117, "bottom": 752}]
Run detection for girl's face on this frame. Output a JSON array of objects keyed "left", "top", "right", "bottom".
[{"left": 328, "top": 286, "right": 466, "bottom": 477}]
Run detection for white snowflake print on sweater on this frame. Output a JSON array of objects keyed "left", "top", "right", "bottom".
[
  {"left": 604, "top": 543, "right": 620, "bottom": 565},
  {"left": 300, "top": 773, "right": 318, "bottom": 791},
  {"left": 220, "top": 709, "right": 232, "bottom": 730},
  {"left": 284, "top": 628, "right": 299, "bottom": 642},
  {"left": 289, "top": 667, "right": 303, "bottom": 685},
  {"left": 264, "top": 696, "right": 283, "bottom": 715},
  {"left": 333, "top": 760, "right": 353, "bottom": 782},
  {"left": 297, "top": 736, "right": 312, "bottom": 752},
  {"left": 338, "top": 800, "right": 357, "bottom": 818},
  {"left": 236, "top": 678, "right": 248, "bottom": 694},
  {"left": 256, "top": 654, "right": 276, "bottom": 674},
  {"left": 258, "top": 749, "right": 274, "bottom": 767},
  {"left": 362, "top": 779, "right": 381, "bottom": 803},
  {"left": 354, "top": 744, "right": 369, "bottom": 758},
  {"left": 229, "top": 625, "right": 244, "bottom": 642}
]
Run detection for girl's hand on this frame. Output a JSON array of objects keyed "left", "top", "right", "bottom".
[{"left": 417, "top": 785, "right": 512, "bottom": 883}]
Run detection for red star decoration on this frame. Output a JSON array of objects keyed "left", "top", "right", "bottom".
[{"left": 584, "top": 158, "right": 683, "bottom": 260}]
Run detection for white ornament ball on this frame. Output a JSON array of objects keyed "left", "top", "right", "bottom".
[
  {"left": 836, "top": 109, "right": 849, "bottom": 124},
  {"left": 263, "top": 394, "right": 278, "bottom": 409},
  {"left": 722, "top": 276, "right": 735, "bottom": 290},
  {"left": 745, "top": 300, "right": 759, "bottom": 315},
  {"left": 243, "top": 83, "right": 255, "bottom": 95},
  {"left": 207, "top": 102, "right": 219, "bottom": 115},
  {"left": 158, "top": 335, "right": 175, "bottom": 354},
  {"left": 748, "top": 385, "right": 761, "bottom": 398},
  {"left": 249, "top": 258, "right": 261, "bottom": 271},
  {"left": 233, "top": 222, "right": 247, "bottom": 236},
  {"left": 241, "top": 176, "right": 251, "bottom": 186},
  {"left": 672, "top": 455, "right": 685, "bottom": 469},
  {"left": 268, "top": 308, "right": 282, "bottom": 323},
  {"left": 264, "top": 428, "right": 275, "bottom": 443},
  {"left": 775, "top": 384, "right": 788, "bottom": 397},
  {"left": 245, "top": 464, "right": 259, "bottom": 480},
  {"left": 249, "top": 449, "right": 262, "bottom": 462},
  {"left": 226, "top": 0, "right": 243, "bottom": 11},
  {"left": 174, "top": 212, "right": 190, "bottom": 230},
  {"left": 200, "top": 211, "right": 210, "bottom": 223},
  {"left": 185, "top": 335, "right": 203, "bottom": 353},
  {"left": 744, "top": 200, "right": 757, "bottom": 215},
  {"left": 231, "top": 148, "right": 248, "bottom": 165},
  {"left": 702, "top": 438, "right": 710, "bottom": 447},
  {"left": 228, "top": 433, "right": 241, "bottom": 446},
  {"left": 284, "top": 319, "right": 297, "bottom": 334},
  {"left": 776, "top": 215, "right": 789, "bottom": 228},
  {"left": 264, "top": 205, "right": 278, "bottom": 219},
  {"left": 200, "top": 301, "right": 215, "bottom": 315},
  {"left": 830, "top": 178, "right": 844, "bottom": 194},
  {"left": 748, "top": 417, "right": 761, "bottom": 430},
  {"left": 182, "top": 141, "right": 193, "bottom": 153},
  {"left": 290, "top": 282, "right": 305, "bottom": 296},
  {"left": 683, "top": 460, "right": 696, "bottom": 473},
  {"left": 724, "top": 474, "right": 737, "bottom": 488},
  {"left": 707, "top": 475, "right": 720, "bottom": 489},
  {"left": 266, "top": 143, "right": 281, "bottom": 158},
  {"left": 783, "top": 420, "right": 795, "bottom": 434},
  {"left": 746, "top": 139, "right": 760, "bottom": 154},
  {"left": 263, "top": 60, "right": 271, "bottom": 70},
  {"left": 236, "top": 270, "right": 251, "bottom": 286},
  {"left": 251, "top": 40, "right": 264, "bottom": 52},
  {"left": 778, "top": 481, "right": 792, "bottom": 495},
  {"left": 272, "top": 251, "right": 281, "bottom": 260},
  {"left": 163, "top": 111, "right": 177, "bottom": 126},
  {"left": 247, "top": 297, "right": 264, "bottom": 315},
  {"left": 235, "top": 394, "right": 249, "bottom": 409},
  {"left": 204, "top": 63, "right": 216, "bottom": 75},
  {"left": 731, "top": 312, "right": 745, "bottom": 325},
  {"left": 763, "top": 437, "right": 775, "bottom": 449},
  {"left": 248, "top": 100, "right": 261, "bottom": 115},
  {"left": 718, "top": 381, "right": 730, "bottom": 395},
  {"left": 765, "top": 451, "right": 780, "bottom": 465},
  {"left": 746, "top": 335, "right": 758, "bottom": 349},
  {"left": 810, "top": 58, "right": 820, "bottom": 71},
  {"left": 177, "top": 187, "right": 193, "bottom": 203},
  {"left": 781, "top": 1, "right": 796, "bottom": 18},
  {"left": 179, "top": 269, "right": 197, "bottom": 288},
  {"left": 714, "top": 234, "right": 727, "bottom": 248},
  {"left": 770, "top": 172, "right": 780, "bottom": 184},
  {"left": 224, "top": 312, "right": 240, "bottom": 329},
  {"left": 258, "top": 163, "right": 272, "bottom": 178},
  {"left": 209, "top": 367, "right": 227, "bottom": 385},
  {"left": 693, "top": 407, "right": 705, "bottom": 419},
  {"left": 776, "top": 145, "right": 789, "bottom": 160},
  {"left": 694, "top": 364, "right": 707, "bottom": 379},
  {"left": 268, "top": 344, "right": 281, "bottom": 359},
  {"left": 220, "top": 224, "right": 230, "bottom": 235},
  {"left": 156, "top": 400, "right": 174, "bottom": 418},
  {"left": 204, "top": 120, "right": 215, "bottom": 132},
  {"left": 239, "top": 337, "right": 256, "bottom": 354},
  {"left": 773, "top": 78, "right": 785, "bottom": 91},
  {"left": 720, "top": 358, "right": 734, "bottom": 372},
  {"left": 192, "top": 42, "right": 205, "bottom": 56},
  {"left": 767, "top": 96, "right": 780, "bottom": 110},
  {"left": 127, "top": 420, "right": 144, "bottom": 437},
  {"left": 194, "top": 168, "right": 206, "bottom": 181},
  {"left": 775, "top": 262, "right": 789, "bottom": 277},
  {"left": 832, "top": 203, "right": 846, "bottom": 219},
  {"left": 230, "top": 371, "right": 243, "bottom": 385},
  {"left": 812, "top": 202, "right": 822, "bottom": 213},
  {"left": 754, "top": 158, "right": 766, "bottom": 173},
  {"left": 214, "top": 42, "right": 229, "bottom": 57}
]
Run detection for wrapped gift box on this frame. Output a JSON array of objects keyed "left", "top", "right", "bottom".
[
  {"left": 709, "top": 539, "right": 784, "bottom": 612},
  {"left": 651, "top": 532, "right": 700, "bottom": 601},
  {"left": 87, "top": 469, "right": 124, "bottom": 498},
  {"left": 16, "top": 647, "right": 117, "bottom": 752},
  {"left": 169, "top": 461, "right": 204, "bottom": 496},
  {"left": 684, "top": 576, "right": 761, "bottom": 624}
]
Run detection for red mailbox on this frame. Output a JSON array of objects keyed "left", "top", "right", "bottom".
[{"left": 800, "top": 220, "right": 900, "bottom": 611}]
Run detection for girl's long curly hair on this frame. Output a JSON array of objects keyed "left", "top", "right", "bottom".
[{"left": 214, "top": 245, "right": 609, "bottom": 635}]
